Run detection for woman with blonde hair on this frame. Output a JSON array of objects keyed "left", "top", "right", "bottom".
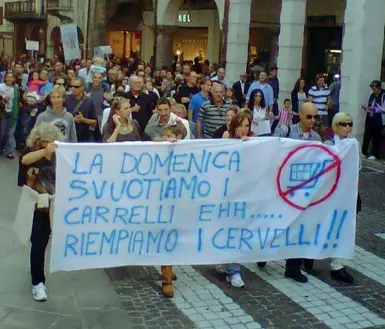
[
  {"left": 302, "top": 112, "right": 357, "bottom": 284},
  {"left": 19, "top": 123, "right": 64, "bottom": 301}
]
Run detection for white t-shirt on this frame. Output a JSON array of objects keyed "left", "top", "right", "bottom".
[
  {"left": 253, "top": 106, "right": 267, "bottom": 122},
  {"left": 298, "top": 92, "right": 307, "bottom": 109},
  {"left": 0, "top": 83, "right": 15, "bottom": 112}
]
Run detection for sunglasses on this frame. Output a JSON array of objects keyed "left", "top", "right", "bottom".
[
  {"left": 56, "top": 83, "right": 64, "bottom": 86},
  {"left": 338, "top": 122, "right": 353, "bottom": 127},
  {"left": 306, "top": 115, "right": 319, "bottom": 120},
  {"left": 70, "top": 85, "right": 82, "bottom": 88}
]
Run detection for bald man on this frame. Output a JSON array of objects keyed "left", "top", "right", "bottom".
[
  {"left": 271, "top": 102, "right": 322, "bottom": 141},
  {"left": 266, "top": 102, "right": 354, "bottom": 284},
  {"left": 126, "top": 75, "right": 155, "bottom": 131}
]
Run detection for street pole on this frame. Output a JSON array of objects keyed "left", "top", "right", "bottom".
[
  {"left": 219, "top": 0, "right": 230, "bottom": 68},
  {"left": 85, "top": 0, "right": 92, "bottom": 58},
  {"left": 153, "top": 0, "right": 158, "bottom": 69}
]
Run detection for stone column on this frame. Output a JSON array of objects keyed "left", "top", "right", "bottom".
[
  {"left": 87, "top": 0, "right": 107, "bottom": 58},
  {"left": 276, "top": 0, "right": 307, "bottom": 102},
  {"left": 155, "top": 26, "right": 177, "bottom": 69},
  {"left": 226, "top": 0, "right": 252, "bottom": 84},
  {"left": 141, "top": 11, "right": 155, "bottom": 64},
  {"left": 339, "top": 0, "right": 385, "bottom": 139}
]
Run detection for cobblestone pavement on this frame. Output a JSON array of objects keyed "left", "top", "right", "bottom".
[{"left": 105, "top": 158, "right": 385, "bottom": 329}]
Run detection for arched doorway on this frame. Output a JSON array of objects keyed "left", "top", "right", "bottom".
[
  {"left": 50, "top": 25, "right": 84, "bottom": 58},
  {"left": 157, "top": 0, "right": 222, "bottom": 67}
]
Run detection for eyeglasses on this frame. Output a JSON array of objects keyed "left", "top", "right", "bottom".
[
  {"left": 70, "top": 85, "right": 82, "bottom": 89},
  {"left": 306, "top": 115, "right": 319, "bottom": 120},
  {"left": 338, "top": 122, "right": 353, "bottom": 127}
]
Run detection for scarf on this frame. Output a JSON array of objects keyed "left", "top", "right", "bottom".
[{"left": 10, "top": 84, "right": 19, "bottom": 121}]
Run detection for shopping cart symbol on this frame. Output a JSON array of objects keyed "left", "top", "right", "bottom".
[{"left": 287, "top": 159, "right": 334, "bottom": 198}]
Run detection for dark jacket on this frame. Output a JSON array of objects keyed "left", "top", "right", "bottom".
[
  {"left": 233, "top": 81, "right": 250, "bottom": 108},
  {"left": 367, "top": 90, "right": 385, "bottom": 124},
  {"left": 291, "top": 89, "right": 308, "bottom": 113},
  {"left": 126, "top": 91, "right": 155, "bottom": 132}
]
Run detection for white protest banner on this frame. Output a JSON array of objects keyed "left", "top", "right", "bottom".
[
  {"left": 60, "top": 24, "right": 81, "bottom": 61},
  {"left": 50, "top": 138, "right": 359, "bottom": 273},
  {"left": 26, "top": 40, "right": 39, "bottom": 51}
]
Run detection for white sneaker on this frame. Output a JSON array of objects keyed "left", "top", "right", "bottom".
[
  {"left": 32, "top": 282, "right": 48, "bottom": 302},
  {"left": 368, "top": 156, "right": 377, "bottom": 160},
  {"left": 226, "top": 273, "right": 245, "bottom": 288}
]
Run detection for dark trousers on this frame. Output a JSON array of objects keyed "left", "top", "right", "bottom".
[
  {"left": 285, "top": 258, "right": 302, "bottom": 273},
  {"left": 362, "top": 116, "right": 384, "bottom": 158},
  {"left": 30, "top": 210, "right": 51, "bottom": 286}
]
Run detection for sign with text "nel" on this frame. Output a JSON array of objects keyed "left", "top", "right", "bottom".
[{"left": 50, "top": 138, "right": 359, "bottom": 273}]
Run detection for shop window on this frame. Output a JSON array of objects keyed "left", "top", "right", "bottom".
[{"left": 108, "top": 31, "right": 141, "bottom": 59}]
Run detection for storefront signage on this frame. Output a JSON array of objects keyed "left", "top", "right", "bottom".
[
  {"left": 307, "top": 15, "right": 337, "bottom": 25},
  {"left": 178, "top": 13, "right": 191, "bottom": 23}
]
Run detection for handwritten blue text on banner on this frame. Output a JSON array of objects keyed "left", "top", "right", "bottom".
[{"left": 50, "top": 138, "right": 359, "bottom": 272}]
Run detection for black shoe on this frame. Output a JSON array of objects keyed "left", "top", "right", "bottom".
[
  {"left": 257, "top": 262, "right": 267, "bottom": 269},
  {"left": 303, "top": 259, "right": 314, "bottom": 272},
  {"left": 6, "top": 153, "right": 14, "bottom": 159},
  {"left": 285, "top": 270, "right": 308, "bottom": 283},
  {"left": 331, "top": 268, "right": 354, "bottom": 284}
]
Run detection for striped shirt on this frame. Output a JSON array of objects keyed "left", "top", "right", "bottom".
[
  {"left": 277, "top": 108, "right": 293, "bottom": 127},
  {"left": 199, "top": 99, "right": 232, "bottom": 138},
  {"left": 308, "top": 85, "right": 330, "bottom": 115}
]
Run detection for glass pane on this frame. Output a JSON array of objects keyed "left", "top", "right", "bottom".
[{"left": 108, "top": 31, "right": 124, "bottom": 57}]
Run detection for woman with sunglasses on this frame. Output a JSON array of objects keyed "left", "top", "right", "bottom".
[
  {"left": 302, "top": 113, "right": 357, "bottom": 284},
  {"left": 247, "top": 89, "right": 272, "bottom": 136}
]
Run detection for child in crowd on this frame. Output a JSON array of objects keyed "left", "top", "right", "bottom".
[
  {"left": 171, "top": 103, "right": 196, "bottom": 138},
  {"left": 276, "top": 98, "right": 295, "bottom": 128},
  {"left": 27, "top": 71, "right": 47, "bottom": 95},
  {"left": 162, "top": 120, "right": 187, "bottom": 141}
]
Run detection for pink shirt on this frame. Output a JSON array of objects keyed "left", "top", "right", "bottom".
[
  {"left": 277, "top": 108, "right": 293, "bottom": 127},
  {"left": 27, "top": 80, "right": 47, "bottom": 93}
]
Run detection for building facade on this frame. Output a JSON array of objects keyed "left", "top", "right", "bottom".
[
  {"left": 0, "top": 0, "right": 14, "bottom": 56},
  {"left": 3, "top": 0, "right": 385, "bottom": 137},
  {"left": 3, "top": 0, "right": 86, "bottom": 58}
]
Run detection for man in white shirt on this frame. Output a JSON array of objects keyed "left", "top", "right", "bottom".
[
  {"left": 211, "top": 68, "right": 230, "bottom": 88},
  {"left": 78, "top": 59, "right": 92, "bottom": 80}
]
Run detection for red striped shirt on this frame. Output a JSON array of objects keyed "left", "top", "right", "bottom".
[{"left": 277, "top": 108, "right": 293, "bottom": 127}]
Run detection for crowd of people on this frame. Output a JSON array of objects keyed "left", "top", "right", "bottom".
[{"left": 0, "top": 53, "right": 373, "bottom": 301}]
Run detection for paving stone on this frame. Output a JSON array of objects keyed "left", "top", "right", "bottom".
[{"left": 101, "top": 163, "right": 385, "bottom": 329}]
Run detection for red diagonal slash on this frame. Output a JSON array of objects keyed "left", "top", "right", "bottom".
[{"left": 277, "top": 144, "right": 342, "bottom": 210}]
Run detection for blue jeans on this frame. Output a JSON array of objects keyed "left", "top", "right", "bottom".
[
  {"left": 226, "top": 263, "right": 240, "bottom": 276},
  {"left": 0, "top": 113, "right": 16, "bottom": 155}
]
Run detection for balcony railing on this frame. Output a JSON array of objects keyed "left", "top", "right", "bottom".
[
  {"left": 47, "top": 0, "right": 73, "bottom": 11},
  {"left": 5, "top": 0, "right": 45, "bottom": 20}
]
